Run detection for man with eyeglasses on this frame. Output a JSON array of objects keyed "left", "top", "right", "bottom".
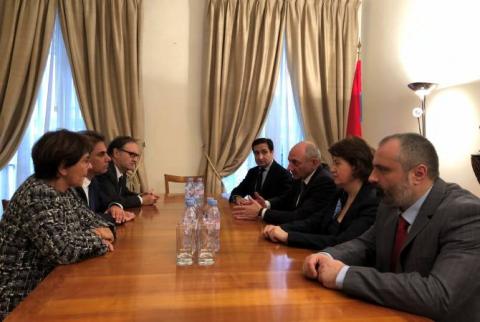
[{"left": 97, "top": 136, "right": 159, "bottom": 209}]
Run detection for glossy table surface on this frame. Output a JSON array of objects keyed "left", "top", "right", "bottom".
[{"left": 6, "top": 195, "right": 431, "bottom": 322}]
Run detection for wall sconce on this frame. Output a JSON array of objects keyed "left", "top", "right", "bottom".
[{"left": 407, "top": 82, "right": 437, "bottom": 137}]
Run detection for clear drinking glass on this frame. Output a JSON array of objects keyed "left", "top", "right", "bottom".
[
  {"left": 197, "top": 222, "right": 216, "bottom": 266},
  {"left": 176, "top": 222, "right": 195, "bottom": 266}
]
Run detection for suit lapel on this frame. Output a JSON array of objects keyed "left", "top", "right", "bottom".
[
  {"left": 377, "top": 204, "right": 400, "bottom": 272},
  {"left": 108, "top": 162, "right": 122, "bottom": 193},
  {"left": 401, "top": 179, "right": 446, "bottom": 254},
  {"left": 297, "top": 167, "right": 320, "bottom": 206},
  {"left": 340, "top": 183, "right": 368, "bottom": 226},
  {"left": 260, "top": 161, "right": 275, "bottom": 194}
]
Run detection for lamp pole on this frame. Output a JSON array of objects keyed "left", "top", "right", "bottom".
[
  {"left": 407, "top": 82, "right": 437, "bottom": 137},
  {"left": 421, "top": 96, "right": 426, "bottom": 137}
]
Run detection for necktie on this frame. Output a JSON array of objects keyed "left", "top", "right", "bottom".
[
  {"left": 390, "top": 215, "right": 410, "bottom": 271},
  {"left": 255, "top": 168, "right": 265, "bottom": 192},
  {"left": 295, "top": 182, "right": 306, "bottom": 207},
  {"left": 118, "top": 175, "right": 126, "bottom": 194}
]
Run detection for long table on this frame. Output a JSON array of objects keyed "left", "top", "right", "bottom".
[{"left": 6, "top": 195, "right": 431, "bottom": 321}]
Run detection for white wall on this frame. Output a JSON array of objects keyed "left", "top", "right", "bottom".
[
  {"left": 362, "top": 0, "right": 480, "bottom": 196},
  {"left": 142, "top": 0, "right": 205, "bottom": 193}
]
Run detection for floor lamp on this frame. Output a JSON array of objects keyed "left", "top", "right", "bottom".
[{"left": 407, "top": 82, "right": 437, "bottom": 137}]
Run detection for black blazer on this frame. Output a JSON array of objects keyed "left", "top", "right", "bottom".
[
  {"left": 229, "top": 160, "right": 292, "bottom": 203},
  {"left": 263, "top": 166, "right": 336, "bottom": 224},
  {"left": 96, "top": 162, "right": 141, "bottom": 210},
  {"left": 281, "top": 183, "right": 379, "bottom": 250}
]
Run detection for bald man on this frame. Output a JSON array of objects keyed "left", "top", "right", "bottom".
[{"left": 233, "top": 141, "right": 336, "bottom": 224}]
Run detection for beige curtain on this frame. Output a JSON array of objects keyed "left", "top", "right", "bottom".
[
  {"left": 58, "top": 0, "right": 147, "bottom": 191},
  {"left": 202, "top": 0, "right": 286, "bottom": 194},
  {"left": 0, "top": 0, "right": 57, "bottom": 169},
  {"left": 285, "top": 0, "right": 360, "bottom": 162}
]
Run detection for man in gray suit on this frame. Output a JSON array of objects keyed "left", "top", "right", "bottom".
[{"left": 303, "top": 133, "right": 480, "bottom": 322}]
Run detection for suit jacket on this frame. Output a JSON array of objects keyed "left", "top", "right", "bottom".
[
  {"left": 229, "top": 160, "right": 292, "bottom": 203},
  {"left": 73, "top": 177, "right": 116, "bottom": 226},
  {"left": 323, "top": 178, "right": 480, "bottom": 322},
  {"left": 281, "top": 183, "right": 378, "bottom": 250},
  {"left": 263, "top": 166, "right": 336, "bottom": 225},
  {"left": 96, "top": 162, "right": 141, "bottom": 210}
]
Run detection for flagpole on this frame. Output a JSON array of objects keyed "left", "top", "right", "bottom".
[{"left": 356, "top": 41, "right": 361, "bottom": 61}]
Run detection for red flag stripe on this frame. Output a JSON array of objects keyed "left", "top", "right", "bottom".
[{"left": 346, "top": 60, "right": 362, "bottom": 137}]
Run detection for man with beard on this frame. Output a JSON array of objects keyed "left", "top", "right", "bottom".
[{"left": 302, "top": 133, "right": 480, "bottom": 322}]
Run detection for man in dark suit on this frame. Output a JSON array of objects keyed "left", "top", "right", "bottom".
[
  {"left": 303, "top": 133, "right": 480, "bottom": 322},
  {"left": 96, "top": 136, "right": 159, "bottom": 210},
  {"left": 229, "top": 138, "right": 292, "bottom": 204},
  {"left": 75, "top": 131, "right": 135, "bottom": 224},
  {"left": 233, "top": 141, "right": 336, "bottom": 224}
]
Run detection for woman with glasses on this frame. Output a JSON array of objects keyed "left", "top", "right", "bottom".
[{"left": 0, "top": 130, "right": 114, "bottom": 320}]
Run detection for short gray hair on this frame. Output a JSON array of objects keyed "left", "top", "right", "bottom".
[
  {"left": 380, "top": 133, "right": 439, "bottom": 180},
  {"left": 304, "top": 141, "right": 321, "bottom": 161}
]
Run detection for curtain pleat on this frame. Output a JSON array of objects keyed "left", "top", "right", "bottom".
[
  {"left": 285, "top": 0, "right": 360, "bottom": 162},
  {"left": 58, "top": 0, "right": 147, "bottom": 191},
  {"left": 202, "top": 0, "right": 286, "bottom": 194},
  {"left": 0, "top": 0, "right": 57, "bottom": 169}
]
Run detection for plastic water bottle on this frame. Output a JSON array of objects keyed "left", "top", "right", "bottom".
[
  {"left": 183, "top": 198, "right": 198, "bottom": 253},
  {"left": 184, "top": 177, "right": 195, "bottom": 201},
  {"left": 194, "top": 178, "right": 205, "bottom": 208},
  {"left": 204, "top": 197, "right": 214, "bottom": 216},
  {"left": 207, "top": 199, "right": 221, "bottom": 252},
  {"left": 183, "top": 198, "right": 197, "bottom": 224}
]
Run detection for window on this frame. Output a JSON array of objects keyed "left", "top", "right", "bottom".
[
  {"left": 0, "top": 15, "right": 85, "bottom": 215},
  {"left": 222, "top": 43, "right": 304, "bottom": 194}
]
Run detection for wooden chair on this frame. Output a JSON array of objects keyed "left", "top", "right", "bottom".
[
  {"left": 164, "top": 174, "right": 204, "bottom": 196},
  {"left": 2, "top": 199, "right": 9, "bottom": 211}
]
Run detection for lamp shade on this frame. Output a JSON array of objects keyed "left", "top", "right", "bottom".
[{"left": 407, "top": 82, "right": 437, "bottom": 98}]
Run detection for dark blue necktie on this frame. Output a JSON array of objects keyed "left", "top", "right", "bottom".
[
  {"left": 118, "top": 175, "right": 126, "bottom": 194},
  {"left": 256, "top": 168, "right": 265, "bottom": 192}
]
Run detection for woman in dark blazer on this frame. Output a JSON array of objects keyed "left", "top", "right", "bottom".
[{"left": 263, "top": 136, "right": 379, "bottom": 250}]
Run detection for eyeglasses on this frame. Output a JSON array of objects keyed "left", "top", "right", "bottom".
[{"left": 119, "top": 148, "right": 141, "bottom": 159}]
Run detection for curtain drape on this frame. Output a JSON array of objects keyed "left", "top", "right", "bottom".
[
  {"left": 285, "top": 0, "right": 360, "bottom": 162},
  {"left": 0, "top": 0, "right": 57, "bottom": 169},
  {"left": 202, "top": 0, "right": 286, "bottom": 194},
  {"left": 58, "top": 0, "right": 146, "bottom": 191}
]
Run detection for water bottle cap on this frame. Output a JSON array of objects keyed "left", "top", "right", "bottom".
[
  {"left": 185, "top": 198, "right": 195, "bottom": 207},
  {"left": 210, "top": 199, "right": 218, "bottom": 206}
]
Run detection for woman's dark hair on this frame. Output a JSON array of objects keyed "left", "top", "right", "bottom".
[
  {"left": 32, "top": 129, "right": 90, "bottom": 180},
  {"left": 328, "top": 136, "right": 374, "bottom": 182}
]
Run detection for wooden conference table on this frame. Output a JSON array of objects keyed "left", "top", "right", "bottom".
[{"left": 7, "top": 195, "right": 430, "bottom": 322}]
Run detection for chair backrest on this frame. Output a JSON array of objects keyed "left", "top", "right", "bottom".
[
  {"left": 2, "top": 199, "right": 9, "bottom": 211},
  {"left": 164, "top": 174, "right": 204, "bottom": 196}
]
